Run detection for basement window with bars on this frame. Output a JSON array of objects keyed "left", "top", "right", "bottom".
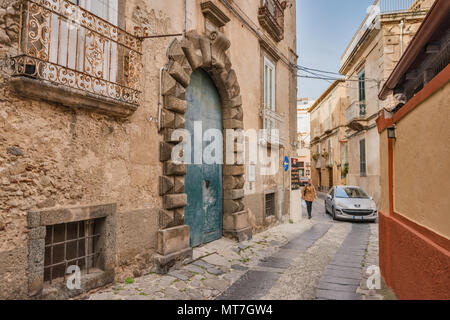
[
  {"left": 44, "top": 218, "right": 104, "bottom": 284},
  {"left": 265, "top": 193, "right": 275, "bottom": 217}
]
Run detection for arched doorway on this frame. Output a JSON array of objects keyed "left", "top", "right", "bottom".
[
  {"left": 156, "top": 32, "right": 252, "bottom": 274},
  {"left": 185, "top": 69, "right": 223, "bottom": 247}
]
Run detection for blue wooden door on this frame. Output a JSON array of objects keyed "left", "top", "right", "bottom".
[{"left": 185, "top": 69, "right": 223, "bottom": 247}]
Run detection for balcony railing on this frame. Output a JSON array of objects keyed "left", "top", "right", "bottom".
[
  {"left": 262, "top": 107, "right": 285, "bottom": 146},
  {"left": 346, "top": 101, "right": 367, "bottom": 124},
  {"left": 13, "top": 0, "right": 143, "bottom": 107},
  {"left": 379, "top": 0, "right": 432, "bottom": 14},
  {"left": 258, "top": 0, "right": 285, "bottom": 42},
  {"left": 341, "top": 0, "right": 432, "bottom": 68}
]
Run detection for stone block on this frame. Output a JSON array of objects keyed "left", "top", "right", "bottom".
[
  {"left": 168, "top": 60, "right": 190, "bottom": 88},
  {"left": 223, "top": 95, "right": 242, "bottom": 109},
  {"left": 160, "top": 142, "right": 174, "bottom": 162},
  {"left": 39, "top": 203, "right": 115, "bottom": 226},
  {"left": 159, "top": 176, "right": 174, "bottom": 196},
  {"left": 174, "top": 176, "right": 185, "bottom": 194},
  {"left": 181, "top": 40, "right": 203, "bottom": 70},
  {"left": 223, "top": 199, "right": 245, "bottom": 214},
  {"left": 154, "top": 247, "right": 193, "bottom": 274},
  {"left": 223, "top": 119, "right": 243, "bottom": 129},
  {"left": 164, "top": 95, "right": 187, "bottom": 114},
  {"left": 162, "top": 70, "right": 186, "bottom": 99},
  {"left": 28, "top": 239, "right": 45, "bottom": 267},
  {"left": 223, "top": 226, "right": 252, "bottom": 242},
  {"left": 159, "top": 209, "right": 175, "bottom": 229},
  {"left": 164, "top": 161, "right": 187, "bottom": 176},
  {"left": 28, "top": 226, "right": 46, "bottom": 240},
  {"left": 163, "top": 128, "right": 182, "bottom": 143},
  {"left": 223, "top": 176, "right": 245, "bottom": 190},
  {"left": 164, "top": 193, "right": 188, "bottom": 210},
  {"left": 174, "top": 208, "right": 185, "bottom": 225},
  {"left": 223, "top": 106, "right": 243, "bottom": 120},
  {"left": 224, "top": 189, "right": 244, "bottom": 200},
  {"left": 174, "top": 113, "right": 185, "bottom": 129},
  {"left": 168, "top": 39, "right": 185, "bottom": 63},
  {"left": 161, "top": 110, "right": 175, "bottom": 129},
  {"left": 223, "top": 165, "right": 244, "bottom": 176},
  {"left": 27, "top": 211, "right": 41, "bottom": 228},
  {"left": 156, "top": 225, "right": 190, "bottom": 256}
]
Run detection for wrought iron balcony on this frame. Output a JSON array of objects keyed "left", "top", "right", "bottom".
[
  {"left": 262, "top": 107, "right": 285, "bottom": 146},
  {"left": 11, "top": 0, "right": 142, "bottom": 116},
  {"left": 258, "top": 0, "right": 285, "bottom": 42}
]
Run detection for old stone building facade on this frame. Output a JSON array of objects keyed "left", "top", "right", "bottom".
[
  {"left": 309, "top": 80, "right": 348, "bottom": 192},
  {"left": 0, "top": 0, "right": 297, "bottom": 299},
  {"left": 294, "top": 98, "right": 313, "bottom": 179},
  {"left": 339, "top": 0, "right": 433, "bottom": 206}
]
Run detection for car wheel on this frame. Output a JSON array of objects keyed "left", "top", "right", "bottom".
[{"left": 332, "top": 207, "right": 336, "bottom": 220}]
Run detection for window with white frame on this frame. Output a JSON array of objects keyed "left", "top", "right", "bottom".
[{"left": 264, "top": 57, "right": 276, "bottom": 111}]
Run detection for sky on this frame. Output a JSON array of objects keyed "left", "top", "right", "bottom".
[{"left": 296, "top": 0, "right": 375, "bottom": 100}]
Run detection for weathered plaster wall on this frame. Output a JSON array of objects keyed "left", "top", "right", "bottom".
[
  {"left": 0, "top": 0, "right": 297, "bottom": 298},
  {"left": 0, "top": 0, "right": 174, "bottom": 297},
  {"left": 393, "top": 83, "right": 450, "bottom": 239}
]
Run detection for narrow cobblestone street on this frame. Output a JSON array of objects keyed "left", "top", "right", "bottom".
[{"left": 84, "top": 194, "right": 395, "bottom": 301}]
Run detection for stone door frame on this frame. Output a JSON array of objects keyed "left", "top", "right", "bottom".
[{"left": 155, "top": 31, "right": 252, "bottom": 274}]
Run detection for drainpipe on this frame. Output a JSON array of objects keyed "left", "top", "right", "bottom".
[
  {"left": 158, "top": 67, "right": 164, "bottom": 132},
  {"left": 399, "top": 20, "right": 405, "bottom": 56}
]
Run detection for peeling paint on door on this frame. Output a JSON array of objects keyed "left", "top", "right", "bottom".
[{"left": 185, "top": 69, "right": 223, "bottom": 247}]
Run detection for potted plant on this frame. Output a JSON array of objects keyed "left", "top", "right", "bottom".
[
  {"left": 321, "top": 151, "right": 329, "bottom": 159},
  {"left": 342, "top": 163, "right": 349, "bottom": 178}
]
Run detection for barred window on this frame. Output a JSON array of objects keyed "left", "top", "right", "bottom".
[
  {"left": 44, "top": 218, "right": 104, "bottom": 284},
  {"left": 265, "top": 193, "right": 275, "bottom": 217}
]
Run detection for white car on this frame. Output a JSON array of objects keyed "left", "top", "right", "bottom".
[{"left": 325, "top": 186, "right": 377, "bottom": 222}]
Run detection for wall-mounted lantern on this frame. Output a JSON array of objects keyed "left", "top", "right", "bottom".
[{"left": 388, "top": 125, "right": 396, "bottom": 140}]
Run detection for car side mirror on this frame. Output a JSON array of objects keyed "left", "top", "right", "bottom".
[{"left": 327, "top": 195, "right": 332, "bottom": 200}]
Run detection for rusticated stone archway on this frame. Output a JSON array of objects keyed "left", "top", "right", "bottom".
[{"left": 155, "top": 31, "right": 252, "bottom": 273}]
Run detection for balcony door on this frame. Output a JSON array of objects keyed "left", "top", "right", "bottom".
[{"left": 48, "top": 0, "right": 119, "bottom": 85}]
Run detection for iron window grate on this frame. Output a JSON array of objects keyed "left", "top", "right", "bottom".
[
  {"left": 265, "top": 193, "right": 275, "bottom": 217},
  {"left": 44, "top": 219, "right": 102, "bottom": 284}
]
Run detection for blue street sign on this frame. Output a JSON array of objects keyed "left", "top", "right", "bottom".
[{"left": 284, "top": 156, "right": 289, "bottom": 172}]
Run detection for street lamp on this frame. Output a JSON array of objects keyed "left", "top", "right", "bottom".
[{"left": 387, "top": 125, "right": 396, "bottom": 140}]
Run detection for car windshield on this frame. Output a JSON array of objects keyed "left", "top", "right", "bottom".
[{"left": 335, "top": 187, "right": 369, "bottom": 199}]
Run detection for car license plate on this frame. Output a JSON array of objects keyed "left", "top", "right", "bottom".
[{"left": 353, "top": 216, "right": 364, "bottom": 220}]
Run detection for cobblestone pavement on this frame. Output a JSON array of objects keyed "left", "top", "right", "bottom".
[
  {"left": 86, "top": 220, "right": 314, "bottom": 300},
  {"left": 86, "top": 193, "right": 394, "bottom": 300}
]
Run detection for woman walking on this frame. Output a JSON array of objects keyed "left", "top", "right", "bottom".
[{"left": 302, "top": 179, "right": 318, "bottom": 219}]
